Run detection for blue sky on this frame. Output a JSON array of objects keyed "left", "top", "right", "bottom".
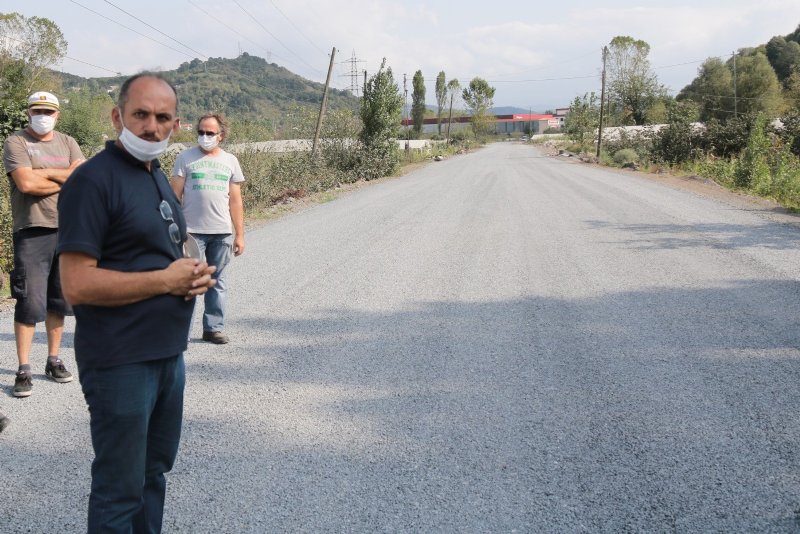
[{"left": 4, "top": 0, "right": 800, "bottom": 110}]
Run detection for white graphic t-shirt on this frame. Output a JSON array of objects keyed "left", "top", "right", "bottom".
[{"left": 171, "top": 146, "right": 245, "bottom": 234}]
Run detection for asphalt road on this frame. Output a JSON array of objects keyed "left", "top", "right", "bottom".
[{"left": 3, "top": 142, "right": 800, "bottom": 532}]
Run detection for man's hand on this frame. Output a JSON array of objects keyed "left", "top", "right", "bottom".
[
  {"left": 233, "top": 235, "right": 245, "bottom": 256},
  {"left": 162, "top": 258, "right": 217, "bottom": 300}
]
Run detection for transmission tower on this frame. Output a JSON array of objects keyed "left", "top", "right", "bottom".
[{"left": 338, "top": 50, "right": 365, "bottom": 96}]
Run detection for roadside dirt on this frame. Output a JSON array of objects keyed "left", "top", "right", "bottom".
[{"left": 542, "top": 145, "right": 800, "bottom": 228}]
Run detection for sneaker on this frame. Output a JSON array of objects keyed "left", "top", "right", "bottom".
[
  {"left": 45, "top": 359, "right": 73, "bottom": 383},
  {"left": 13, "top": 372, "right": 32, "bottom": 397},
  {"left": 0, "top": 412, "right": 9, "bottom": 433},
  {"left": 202, "top": 331, "right": 229, "bottom": 344}
]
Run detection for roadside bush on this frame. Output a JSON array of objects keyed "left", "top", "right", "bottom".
[
  {"left": 603, "top": 128, "right": 654, "bottom": 164},
  {"left": 449, "top": 130, "right": 471, "bottom": 143},
  {"left": 768, "top": 142, "right": 800, "bottom": 207},
  {"left": 702, "top": 115, "right": 753, "bottom": 158},
  {"left": 776, "top": 111, "right": 800, "bottom": 158},
  {"left": 734, "top": 114, "right": 771, "bottom": 190},
  {"left": 598, "top": 148, "right": 614, "bottom": 166},
  {"left": 355, "top": 140, "right": 400, "bottom": 181},
  {"left": 0, "top": 160, "right": 12, "bottom": 277},
  {"left": 612, "top": 148, "right": 638, "bottom": 166},
  {"left": 692, "top": 157, "right": 736, "bottom": 188},
  {"left": 651, "top": 122, "right": 703, "bottom": 164}
]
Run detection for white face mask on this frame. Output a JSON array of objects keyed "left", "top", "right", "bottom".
[
  {"left": 29, "top": 114, "right": 56, "bottom": 135},
  {"left": 197, "top": 134, "right": 219, "bottom": 152},
  {"left": 117, "top": 110, "right": 172, "bottom": 162}
]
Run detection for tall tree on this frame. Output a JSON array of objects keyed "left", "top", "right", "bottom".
[
  {"left": 411, "top": 70, "right": 426, "bottom": 137},
  {"left": 57, "top": 90, "right": 116, "bottom": 154},
  {"left": 462, "top": 77, "right": 495, "bottom": 136},
  {"left": 359, "top": 58, "right": 403, "bottom": 178},
  {"left": 734, "top": 51, "right": 784, "bottom": 116},
  {"left": 0, "top": 12, "right": 67, "bottom": 137},
  {"left": 679, "top": 50, "right": 784, "bottom": 120},
  {"left": 606, "top": 35, "right": 664, "bottom": 125},
  {"left": 360, "top": 58, "right": 403, "bottom": 146},
  {"left": 766, "top": 37, "right": 800, "bottom": 83},
  {"left": 785, "top": 67, "right": 800, "bottom": 112},
  {"left": 677, "top": 57, "right": 734, "bottom": 121},
  {"left": 435, "top": 71, "right": 446, "bottom": 135},
  {"left": 788, "top": 23, "right": 800, "bottom": 45},
  {"left": 445, "top": 78, "right": 460, "bottom": 142},
  {"left": 565, "top": 92, "right": 599, "bottom": 149}
]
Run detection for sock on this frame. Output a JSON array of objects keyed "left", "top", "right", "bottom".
[
  {"left": 48, "top": 355, "right": 60, "bottom": 364},
  {"left": 18, "top": 363, "right": 31, "bottom": 374}
]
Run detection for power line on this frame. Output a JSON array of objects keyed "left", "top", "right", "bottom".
[
  {"left": 103, "top": 0, "right": 209, "bottom": 59},
  {"left": 679, "top": 90, "right": 779, "bottom": 102},
  {"left": 188, "top": 0, "right": 274, "bottom": 62},
  {"left": 267, "top": 0, "right": 327, "bottom": 56},
  {"left": 70, "top": 0, "right": 196, "bottom": 60},
  {"left": 63, "top": 5, "right": 323, "bottom": 107},
  {"left": 2, "top": 33, "right": 121, "bottom": 76},
  {"left": 62, "top": 56, "right": 121, "bottom": 76},
  {"left": 232, "top": 0, "right": 324, "bottom": 76}
]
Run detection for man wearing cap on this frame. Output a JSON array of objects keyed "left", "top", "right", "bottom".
[{"left": 2, "top": 91, "right": 84, "bottom": 398}]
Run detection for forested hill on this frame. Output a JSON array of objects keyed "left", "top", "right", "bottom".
[{"left": 58, "top": 53, "right": 359, "bottom": 123}]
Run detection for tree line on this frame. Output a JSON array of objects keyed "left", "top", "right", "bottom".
[{"left": 564, "top": 26, "right": 800, "bottom": 210}]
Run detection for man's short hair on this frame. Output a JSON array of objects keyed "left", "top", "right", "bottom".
[
  {"left": 196, "top": 113, "right": 229, "bottom": 139},
  {"left": 117, "top": 73, "right": 178, "bottom": 113}
]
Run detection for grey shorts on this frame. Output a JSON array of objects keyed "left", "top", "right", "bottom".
[{"left": 11, "top": 227, "right": 72, "bottom": 324}]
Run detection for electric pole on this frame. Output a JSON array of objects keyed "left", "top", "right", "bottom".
[
  {"left": 732, "top": 51, "right": 738, "bottom": 117},
  {"left": 596, "top": 45, "right": 608, "bottom": 159},
  {"left": 404, "top": 73, "right": 409, "bottom": 152},
  {"left": 312, "top": 47, "right": 336, "bottom": 157}
]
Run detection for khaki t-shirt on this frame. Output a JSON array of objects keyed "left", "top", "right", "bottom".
[{"left": 2, "top": 129, "right": 84, "bottom": 232}]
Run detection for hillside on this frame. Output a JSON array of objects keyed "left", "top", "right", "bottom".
[{"left": 58, "top": 53, "right": 360, "bottom": 124}]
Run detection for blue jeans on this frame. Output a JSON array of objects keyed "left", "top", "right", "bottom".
[
  {"left": 79, "top": 355, "right": 185, "bottom": 534},
  {"left": 191, "top": 233, "right": 233, "bottom": 333}
]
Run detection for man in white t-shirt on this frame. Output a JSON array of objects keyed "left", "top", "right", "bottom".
[{"left": 171, "top": 113, "right": 245, "bottom": 344}]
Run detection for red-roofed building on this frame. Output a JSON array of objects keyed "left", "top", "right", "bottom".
[{"left": 401, "top": 113, "right": 560, "bottom": 135}]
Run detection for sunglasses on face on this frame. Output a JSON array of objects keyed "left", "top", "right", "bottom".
[
  {"left": 30, "top": 109, "right": 57, "bottom": 116},
  {"left": 197, "top": 130, "right": 219, "bottom": 136}
]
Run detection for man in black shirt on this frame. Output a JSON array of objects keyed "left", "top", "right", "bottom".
[{"left": 58, "top": 73, "right": 215, "bottom": 533}]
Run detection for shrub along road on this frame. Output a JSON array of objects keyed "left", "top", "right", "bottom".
[{"left": 3, "top": 142, "right": 800, "bottom": 531}]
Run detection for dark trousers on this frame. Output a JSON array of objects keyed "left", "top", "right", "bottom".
[
  {"left": 11, "top": 227, "right": 72, "bottom": 324},
  {"left": 79, "top": 354, "right": 185, "bottom": 534}
]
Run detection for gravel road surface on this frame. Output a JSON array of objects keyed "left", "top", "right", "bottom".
[{"left": 3, "top": 142, "right": 800, "bottom": 532}]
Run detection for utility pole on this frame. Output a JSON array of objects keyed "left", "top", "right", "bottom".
[
  {"left": 596, "top": 45, "right": 608, "bottom": 159},
  {"left": 732, "top": 51, "right": 738, "bottom": 117},
  {"left": 446, "top": 91, "right": 455, "bottom": 144},
  {"left": 404, "top": 73, "right": 409, "bottom": 152},
  {"left": 529, "top": 106, "right": 532, "bottom": 136},
  {"left": 312, "top": 47, "right": 336, "bottom": 157}
]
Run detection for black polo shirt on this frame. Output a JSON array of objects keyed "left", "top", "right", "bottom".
[{"left": 57, "top": 141, "right": 193, "bottom": 370}]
